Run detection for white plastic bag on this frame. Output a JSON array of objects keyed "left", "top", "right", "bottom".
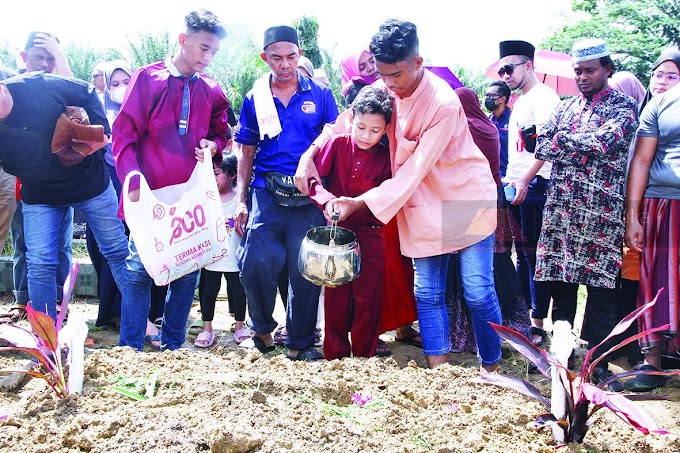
[{"left": 122, "top": 149, "right": 228, "bottom": 285}]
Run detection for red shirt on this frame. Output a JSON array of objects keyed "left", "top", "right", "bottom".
[{"left": 309, "top": 134, "right": 391, "bottom": 225}]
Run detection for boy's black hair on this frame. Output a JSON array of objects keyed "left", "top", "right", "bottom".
[
  {"left": 489, "top": 81, "right": 511, "bottom": 100},
  {"left": 185, "top": 9, "right": 227, "bottom": 39},
  {"left": 369, "top": 19, "right": 419, "bottom": 64},
  {"left": 351, "top": 86, "right": 394, "bottom": 125},
  {"left": 221, "top": 152, "right": 238, "bottom": 188}
]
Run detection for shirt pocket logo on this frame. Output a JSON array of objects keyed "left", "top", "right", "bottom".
[{"left": 301, "top": 101, "right": 317, "bottom": 114}]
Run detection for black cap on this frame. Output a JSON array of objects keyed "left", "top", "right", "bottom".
[
  {"left": 499, "top": 40, "right": 535, "bottom": 60},
  {"left": 263, "top": 25, "right": 298, "bottom": 50}
]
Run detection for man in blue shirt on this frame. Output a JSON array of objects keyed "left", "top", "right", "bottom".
[
  {"left": 485, "top": 81, "right": 511, "bottom": 179},
  {"left": 234, "top": 25, "right": 338, "bottom": 361}
]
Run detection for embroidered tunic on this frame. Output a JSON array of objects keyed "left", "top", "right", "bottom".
[{"left": 534, "top": 87, "right": 638, "bottom": 288}]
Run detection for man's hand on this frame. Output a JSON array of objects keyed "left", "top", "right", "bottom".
[
  {"left": 325, "top": 197, "right": 364, "bottom": 222},
  {"left": 510, "top": 177, "right": 530, "bottom": 205},
  {"left": 234, "top": 201, "right": 249, "bottom": 237},
  {"left": 625, "top": 217, "right": 644, "bottom": 253},
  {"left": 128, "top": 188, "right": 140, "bottom": 202},
  {"left": 294, "top": 152, "right": 321, "bottom": 195},
  {"left": 195, "top": 140, "right": 219, "bottom": 161}
]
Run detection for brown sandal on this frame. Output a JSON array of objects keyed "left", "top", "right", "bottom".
[{"left": 0, "top": 307, "right": 27, "bottom": 324}]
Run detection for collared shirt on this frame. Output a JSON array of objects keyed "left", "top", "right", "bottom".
[
  {"left": 361, "top": 71, "right": 497, "bottom": 258},
  {"left": 490, "top": 106, "right": 511, "bottom": 179},
  {"left": 113, "top": 59, "right": 229, "bottom": 198},
  {"left": 308, "top": 133, "right": 391, "bottom": 225},
  {"left": 535, "top": 87, "right": 639, "bottom": 288},
  {"left": 235, "top": 73, "right": 338, "bottom": 188},
  {"left": 0, "top": 72, "right": 110, "bottom": 205}
]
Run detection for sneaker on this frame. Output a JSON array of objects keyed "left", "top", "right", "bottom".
[
  {"left": 72, "top": 223, "right": 87, "bottom": 239},
  {"left": 624, "top": 364, "right": 671, "bottom": 392},
  {"left": 591, "top": 366, "right": 624, "bottom": 392}
]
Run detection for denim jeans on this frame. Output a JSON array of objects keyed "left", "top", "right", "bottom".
[
  {"left": 507, "top": 176, "right": 551, "bottom": 319},
  {"left": 23, "top": 183, "right": 128, "bottom": 320},
  {"left": 11, "top": 201, "right": 73, "bottom": 306},
  {"left": 414, "top": 234, "right": 502, "bottom": 365},
  {"left": 237, "top": 187, "right": 325, "bottom": 351},
  {"left": 120, "top": 239, "right": 198, "bottom": 351}
]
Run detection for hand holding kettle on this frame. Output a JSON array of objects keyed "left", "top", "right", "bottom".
[{"left": 325, "top": 196, "right": 366, "bottom": 222}]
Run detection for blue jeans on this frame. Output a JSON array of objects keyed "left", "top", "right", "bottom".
[
  {"left": 23, "top": 183, "right": 128, "bottom": 320},
  {"left": 414, "top": 234, "right": 502, "bottom": 365},
  {"left": 11, "top": 201, "right": 72, "bottom": 306},
  {"left": 507, "top": 176, "right": 551, "bottom": 319},
  {"left": 120, "top": 239, "right": 198, "bottom": 351},
  {"left": 237, "top": 187, "right": 324, "bottom": 351}
]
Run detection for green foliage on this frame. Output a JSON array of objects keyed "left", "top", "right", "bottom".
[
  {"left": 544, "top": 0, "right": 680, "bottom": 82},
  {"left": 294, "top": 16, "right": 322, "bottom": 68},
  {"left": 320, "top": 47, "right": 345, "bottom": 111},
  {"left": 126, "top": 31, "right": 176, "bottom": 68},
  {"left": 64, "top": 44, "right": 123, "bottom": 82},
  {"left": 0, "top": 38, "right": 19, "bottom": 71}
]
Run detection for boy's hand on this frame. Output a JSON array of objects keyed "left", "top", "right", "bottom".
[
  {"left": 323, "top": 199, "right": 338, "bottom": 221},
  {"left": 128, "top": 188, "right": 140, "bottom": 202},
  {"left": 325, "top": 197, "right": 365, "bottom": 222},
  {"left": 234, "top": 201, "right": 249, "bottom": 237},
  {"left": 195, "top": 140, "right": 218, "bottom": 161}
]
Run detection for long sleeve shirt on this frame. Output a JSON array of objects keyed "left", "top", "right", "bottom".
[
  {"left": 112, "top": 60, "right": 229, "bottom": 197},
  {"left": 0, "top": 72, "right": 110, "bottom": 205},
  {"left": 308, "top": 133, "right": 391, "bottom": 226},
  {"left": 314, "top": 71, "right": 497, "bottom": 258}
]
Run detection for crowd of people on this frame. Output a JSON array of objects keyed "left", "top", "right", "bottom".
[{"left": 0, "top": 10, "right": 678, "bottom": 392}]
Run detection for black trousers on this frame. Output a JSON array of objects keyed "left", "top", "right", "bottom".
[
  {"left": 549, "top": 281, "right": 619, "bottom": 365},
  {"left": 198, "top": 269, "right": 246, "bottom": 322}
]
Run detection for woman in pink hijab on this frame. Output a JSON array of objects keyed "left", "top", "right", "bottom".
[{"left": 341, "top": 48, "right": 379, "bottom": 101}]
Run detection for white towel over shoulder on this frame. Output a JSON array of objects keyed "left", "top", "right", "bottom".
[{"left": 253, "top": 74, "right": 282, "bottom": 140}]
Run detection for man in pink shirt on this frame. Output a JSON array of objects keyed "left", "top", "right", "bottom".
[
  {"left": 113, "top": 9, "right": 230, "bottom": 351},
  {"left": 296, "top": 20, "right": 502, "bottom": 372}
]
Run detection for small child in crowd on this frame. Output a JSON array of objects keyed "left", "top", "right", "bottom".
[
  {"left": 195, "top": 150, "right": 250, "bottom": 348},
  {"left": 307, "top": 86, "right": 393, "bottom": 359}
]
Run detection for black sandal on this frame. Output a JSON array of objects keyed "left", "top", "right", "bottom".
[
  {"left": 0, "top": 306, "right": 27, "bottom": 324},
  {"left": 530, "top": 327, "right": 547, "bottom": 346}
]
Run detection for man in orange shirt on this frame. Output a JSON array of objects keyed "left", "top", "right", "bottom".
[{"left": 296, "top": 20, "right": 502, "bottom": 372}]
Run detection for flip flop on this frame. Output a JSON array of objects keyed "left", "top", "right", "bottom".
[
  {"left": 188, "top": 319, "right": 204, "bottom": 335},
  {"left": 530, "top": 327, "right": 547, "bottom": 346},
  {"left": 395, "top": 335, "right": 423, "bottom": 348},
  {"left": 194, "top": 331, "right": 215, "bottom": 348},
  {"left": 145, "top": 333, "right": 162, "bottom": 350},
  {"left": 375, "top": 339, "right": 392, "bottom": 357},
  {"left": 287, "top": 346, "right": 323, "bottom": 362},
  {"left": 233, "top": 328, "right": 252, "bottom": 344},
  {"left": 0, "top": 307, "right": 27, "bottom": 324},
  {"left": 244, "top": 336, "right": 275, "bottom": 353}
]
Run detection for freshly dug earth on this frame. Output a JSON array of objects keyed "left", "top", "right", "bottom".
[{"left": 0, "top": 295, "right": 678, "bottom": 453}]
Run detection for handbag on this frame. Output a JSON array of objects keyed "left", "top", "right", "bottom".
[
  {"left": 122, "top": 149, "right": 228, "bottom": 286},
  {"left": 51, "top": 107, "right": 107, "bottom": 167},
  {"left": 265, "top": 171, "right": 313, "bottom": 207}
]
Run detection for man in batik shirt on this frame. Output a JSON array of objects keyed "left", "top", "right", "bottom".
[{"left": 534, "top": 38, "right": 639, "bottom": 391}]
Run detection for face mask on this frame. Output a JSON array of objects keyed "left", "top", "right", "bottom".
[
  {"left": 109, "top": 85, "right": 127, "bottom": 104},
  {"left": 484, "top": 98, "right": 498, "bottom": 112}
]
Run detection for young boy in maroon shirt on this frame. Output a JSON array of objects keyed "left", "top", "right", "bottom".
[{"left": 308, "top": 86, "right": 393, "bottom": 359}]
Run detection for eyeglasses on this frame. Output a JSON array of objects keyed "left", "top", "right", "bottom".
[
  {"left": 498, "top": 61, "right": 528, "bottom": 77},
  {"left": 652, "top": 71, "right": 680, "bottom": 83},
  {"left": 92, "top": 73, "right": 103, "bottom": 80},
  {"left": 485, "top": 93, "right": 500, "bottom": 99}
]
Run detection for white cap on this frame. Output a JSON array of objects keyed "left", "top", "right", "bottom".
[{"left": 572, "top": 38, "right": 610, "bottom": 62}]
